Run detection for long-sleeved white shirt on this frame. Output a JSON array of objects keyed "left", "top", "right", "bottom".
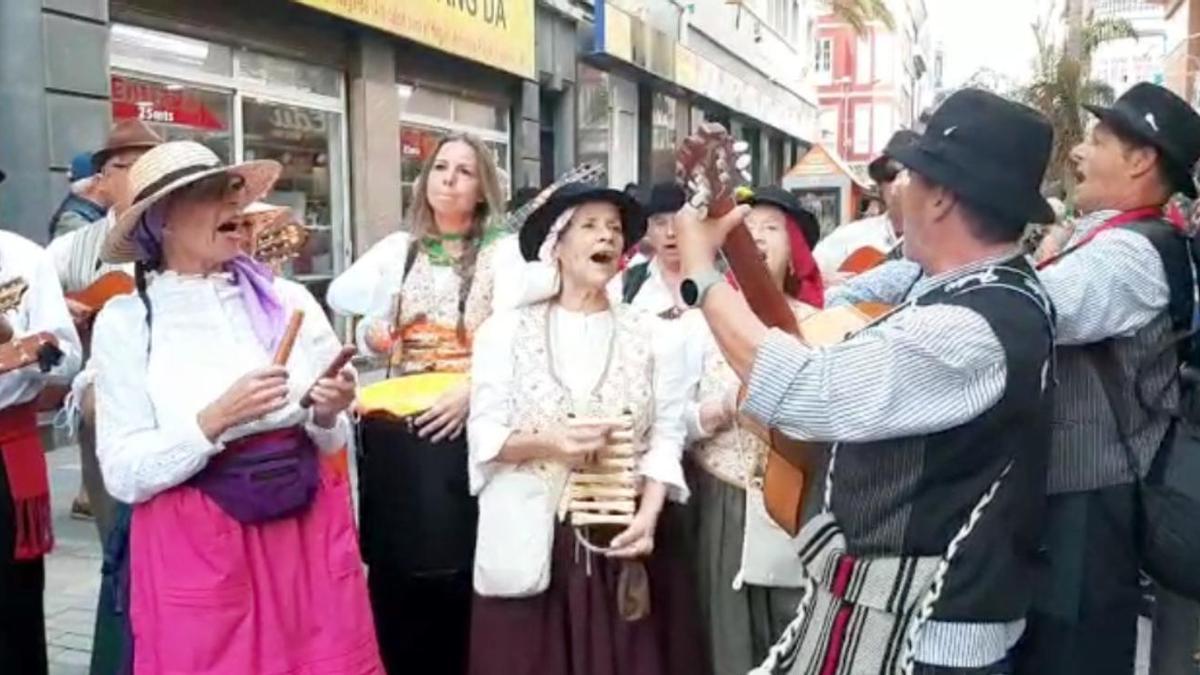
[
  {"left": 468, "top": 305, "right": 690, "bottom": 502},
  {"left": 0, "top": 230, "right": 82, "bottom": 409},
  {"left": 605, "top": 257, "right": 682, "bottom": 316},
  {"left": 92, "top": 273, "right": 352, "bottom": 504}
]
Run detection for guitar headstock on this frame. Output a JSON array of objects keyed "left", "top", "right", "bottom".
[
  {"left": 255, "top": 221, "right": 311, "bottom": 269},
  {"left": 0, "top": 278, "right": 29, "bottom": 315},
  {"left": 675, "top": 123, "right": 753, "bottom": 218}
]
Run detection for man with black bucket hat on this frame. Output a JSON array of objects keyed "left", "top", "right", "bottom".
[
  {"left": 675, "top": 89, "right": 1057, "bottom": 673},
  {"left": 1011, "top": 82, "right": 1200, "bottom": 675},
  {"left": 610, "top": 182, "right": 688, "bottom": 316}
]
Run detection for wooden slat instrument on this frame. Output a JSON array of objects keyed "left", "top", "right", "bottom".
[
  {"left": 565, "top": 415, "right": 640, "bottom": 542},
  {"left": 677, "top": 124, "right": 893, "bottom": 536}
]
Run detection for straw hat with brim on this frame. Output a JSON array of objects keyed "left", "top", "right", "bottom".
[
  {"left": 102, "top": 141, "right": 280, "bottom": 264},
  {"left": 519, "top": 182, "right": 646, "bottom": 262},
  {"left": 1084, "top": 82, "right": 1200, "bottom": 199},
  {"left": 240, "top": 202, "right": 291, "bottom": 234}
]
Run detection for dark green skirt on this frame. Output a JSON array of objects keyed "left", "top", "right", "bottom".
[{"left": 688, "top": 464, "right": 804, "bottom": 675}]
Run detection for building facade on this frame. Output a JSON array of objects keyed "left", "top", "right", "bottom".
[
  {"left": 0, "top": 0, "right": 816, "bottom": 302},
  {"left": 813, "top": 0, "right": 931, "bottom": 174},
  {"left": 577, "top": 0, "right": 819, "bottom": 190},
  {"left": 1091, "top": 0, "right": 1167, "bottom": 97},
  {"left": 1160, "top": 0, "right": 1200, "bottom": 105}
]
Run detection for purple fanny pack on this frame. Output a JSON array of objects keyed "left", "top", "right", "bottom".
[{"left": 189, "top": 426, "right": 319, "bottom": 524}]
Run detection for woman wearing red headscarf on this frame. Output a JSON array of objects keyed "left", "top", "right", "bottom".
[{"left": 679, "top": 186, "right": 823, "bottom": 675}]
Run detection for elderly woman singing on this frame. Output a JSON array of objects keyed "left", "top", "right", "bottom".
[
  {"left": 91, "top": 141, "right": 381, "bottom": 674},
  {"left": 467, "top": 182, "right": 705, "bottom": 675}
]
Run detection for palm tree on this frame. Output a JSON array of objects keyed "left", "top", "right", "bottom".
[
  {"left": 1018, "top": 8, "right": 1136, "bottom": 192},
  {"left": 826, "top": 0, "right": 894, "bottom": 33}
]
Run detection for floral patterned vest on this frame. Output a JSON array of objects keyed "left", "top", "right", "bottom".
[{"left": 507, "top": 302, "right": 656, "bottom": 503}]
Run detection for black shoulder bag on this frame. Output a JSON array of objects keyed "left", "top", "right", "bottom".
[{"left": 1089, "top": 217, "right": 1200, "bottom": 601}]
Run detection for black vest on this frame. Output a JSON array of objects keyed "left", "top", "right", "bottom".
[{"left": 830, "top": 255, "right": 1055, "bottom": 622}]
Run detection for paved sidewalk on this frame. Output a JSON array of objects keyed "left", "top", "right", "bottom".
[
  {"left": 45, "top": 440, "right": 102, "bottom": 675},
  {"left": 37, "top": 431, "right": 1157, "bottom": 675}
]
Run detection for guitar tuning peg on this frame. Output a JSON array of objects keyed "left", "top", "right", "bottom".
[
  {"left": 741, "top": 170, "right": 753, "bottom": 183},
  {"left": 735, "top": 155, "right": 752, "bottom": 171},
  {"left": 733, "top": 141, "right": 750, "bottom": 153}
]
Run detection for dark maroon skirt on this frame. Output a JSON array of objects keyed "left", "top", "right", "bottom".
[{"left": 469, "top": 507, "right": 708, "bottom": 675}]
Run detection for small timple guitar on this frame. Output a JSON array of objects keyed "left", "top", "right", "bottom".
[
  {"left": 255, "top": 220, "right": 311, "bottom": 271},
  {"left": 499, "top": 162, "right": 606, "bottom": 232},
  {"left": 0, "top": 278, "right": 62, "bottom": 376},
  {"left": 678, "top": 124, "right": 892, "bottom": 535}
]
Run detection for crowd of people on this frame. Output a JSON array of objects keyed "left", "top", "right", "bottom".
[{"left": 0, "top": 82, "right": 1199, "bottom": 675}]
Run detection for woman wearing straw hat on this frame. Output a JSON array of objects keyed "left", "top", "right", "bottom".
[{"left": 90, "top": 141, "right": 382, "bottom": 674}]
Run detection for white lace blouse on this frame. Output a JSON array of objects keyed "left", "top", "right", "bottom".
[{"left": 92, "top": 272, "right": 352, "bottom": 504}]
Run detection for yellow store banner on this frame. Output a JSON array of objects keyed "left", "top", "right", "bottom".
[{"left": 295, "top": 0, "right": 535, "bottom": 79}]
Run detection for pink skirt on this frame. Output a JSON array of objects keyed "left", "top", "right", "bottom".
[{"left": 129, "top": 463, "right": 382, "bottom": 675}]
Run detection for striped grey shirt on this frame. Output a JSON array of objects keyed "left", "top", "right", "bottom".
[
  {"left": 829, "top": 209, "right": 1170, "bottom": 347},
  {"left": 742, "top": 251, "right": 1027, "bottom": 667},
  {"left": 1039, "top": 210, "right": 1169, "bottom": 345}
]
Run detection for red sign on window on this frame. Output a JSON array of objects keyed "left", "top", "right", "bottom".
[{"left": 110, "top": 75, "right": 227, "bottom": 131}]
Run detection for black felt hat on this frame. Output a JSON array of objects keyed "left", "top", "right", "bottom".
[
  {"left": 1084, "top": 82, "right": 1200, "bottom": 198},
  {"left": 519, "top": 182, "right": 646, "bottom": 262},
  {"left": 645, "top": 182, "right": 686, "bottom": 217},
  {"left": 737, "top": 185, "right": 820, "bottom": 248},
  {"left": 867, "top": 130, "right": 919, "bottom": 184},
  {"left": 889, "top": 88, "right": 1055, "bottom": 224}
]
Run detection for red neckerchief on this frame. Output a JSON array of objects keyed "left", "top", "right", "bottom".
[{"left": 1037, "top": 206, "right": 1164, "bottom": 270}]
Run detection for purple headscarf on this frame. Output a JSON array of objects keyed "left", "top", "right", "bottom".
[{"left": 134, "top": 202, "right": 288, "bottom": 351}]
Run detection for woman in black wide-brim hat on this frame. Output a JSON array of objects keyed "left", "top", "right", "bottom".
[{"left": 466, "top": 182, "right": 706, "bottom": 675}]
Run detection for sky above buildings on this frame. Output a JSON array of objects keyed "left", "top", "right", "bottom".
[{"left": 929, "top": 0, "right": 1053, "bottom": 89}]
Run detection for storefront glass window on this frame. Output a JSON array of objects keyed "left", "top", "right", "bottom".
[
  {"left": 242, "top": 98, "right": 342, "bottom": 286},
  {"left": 237, "top": 51, "right": 341, "bottom": 98},
  {"left": 650, "top": 93, "right": 679, "bottom": 183},
  {"left": 111, "top": 74, "right": 234, "bottom": 162},
  {"left": 110, "top": 24, "right": 232, "bottom": 76},
  {"left": 110, "top": 23, "right": 349, "bottom": 314},
  {"left": 398, "top": 125, "right": 510, "bottom": 218},
  {"left": 577, "top": 65, "right": 611, "bottom": 182},
  {"left": 397, "top": 85, "right": 511, "bottom": 219}
]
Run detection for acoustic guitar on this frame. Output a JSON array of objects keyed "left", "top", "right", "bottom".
[
  {"left": 499, "top": 162, "right": 606, "bottom": 232},
  {"left": 67, "top": 270, "right": 135, "bottom": 315},
  {"left": 255, "top": 220, "right": 311, "bottom": 272},
  {"left": 677, "top": 124, "right": 892, "bottom": 535},
  {"left": 838, "top": 238, "right": 904, "bottom": 275},
  {"left": 0, "top": 277, "right": 62, "bottom": 376}
]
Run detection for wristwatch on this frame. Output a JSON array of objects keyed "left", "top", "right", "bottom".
[{"left": 680, "top": 268, "right": 725, "bottom": 308}]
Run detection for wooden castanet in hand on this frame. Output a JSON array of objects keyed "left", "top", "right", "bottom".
[
  {"left": 273, "top": 311, "right": 304, "bottom": 366},
  {"left": 299, "top": 345, "right": 357, "bottom": 408}
]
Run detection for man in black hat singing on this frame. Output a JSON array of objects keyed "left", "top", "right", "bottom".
[
  {"left": 675, "top": 89, "right": 1057, "bottom": 673},
  {"left": 1012, "top": 82, "right": 1200, "bottom": 675}
]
